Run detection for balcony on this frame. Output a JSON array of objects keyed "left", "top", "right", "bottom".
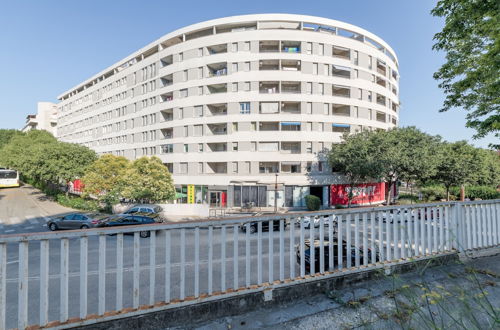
[
  {"left": 376, "top": 111, "right": 386, "bottom": 123},
  {"left": 332, "top": 104, "right": 351, "bottom": 116},
  {"left": 332, "top": 123, "right": 351, "bottom": 133},
  {"left": 281, "top": 81, "right": 301, "bottom": 94},
  {"left": 161, "top": 92, "right": 173, "bottom": 102},
  {"left": 392, "top": 103, "right": 398, "bottom": 112},
  {"left": 392, "top": 86, "right": 398, "bottom": 96},
  {"left": 207, "top": 162, "right": 227, "bottom": 174},
  {"left": 259, "top": 122, "right": 279, "bottom": 131},
  {"left": 332, "top": 65, "right": 351, "bottom": 78},
  {"left": 259, "top": 81, "right": 279, "bottom": 94},
  {"left": 160, "top": 109, "right": 174, "bottom": 122},
  {"left": 332, "top": 46, "right": 350, "bottom": 60},
  {"left": 161, "top": 74, "right": 173, "bottom": 87},
  {"left": 281, "top": 59, "right": 300, "bottom": 71},
  {"left": 260, "top": 102, "right": 279, "bottom": 114},
  {"left": 281, "top": 142, "right": 301, "bottom": 154},
  {"left": 207, "top": 44, "right": 227, "bottom": 55},
  {"left": 259, "top": 59, "right": 279, "bottom": 71},
  {"left": 281, "top": 41, "right": 301, "bottom": 53},
  {"left": 207, "top": 83, "right": 227, "bottom": 94},
  {"left": 207, "top": 143, "right": 228, "bottom": 152},
  {"left": 377, "top": 60, "right": 386, "bottom": 75},
  {"left": 259, "top": 162, "right": 279, "bottom": 174},
  {"left": 160, "top": 55, "right": 173, "bottom": 67},
  {"left": 207, "top": 103, "right": 227, "bottom": 116},
  {"left": 332, "top": 85, "right": 350, "bottom": 98},
  {"left": 281, "top": 101, "right": 300, "bottom": 114},
  {"left": 207, "top": 62, "right": 227, "bottom": 77},
  {"left": 161, "top": 128, "right": 173, "bottom": 139},
  {"left": 281, "top": 162, "right": 301, "bottom": 173},
  {"left": 376, "top": 76, "right": 386, "bottom": 87},
  {"left": 207, "top": 123, "right": 227, "bottom": 135},
  {"left": 259, "top": 40, "right": 279, "bottom": 53},
  {"left": 376, "top": 94, "right": 386, "bottom": 106},
  {"left": 280, "top": 122, "right": 301, "bottom": 131}
]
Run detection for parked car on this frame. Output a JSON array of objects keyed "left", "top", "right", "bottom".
[
  {"left": 296, "top": 239, "right": 380, "bottom": 273},
  {"left": 240, "top": 219, "right": 287, "bottom": 234},
  {"left": 301, "top": 215, "right": 338, "bottom": 229},
  {"left": 47, "top": 213, "right": 110, "bottom": 231},
  {"left": 97, "top": 214, "right": 157, "bottom": 237},
  {"left": 123, "top": 204, "right": 163, "bottom": 220}
]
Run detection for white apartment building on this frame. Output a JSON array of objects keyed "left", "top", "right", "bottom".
[
  {"left": 22, "top": 102, "right": 58, "bottom": 136},
  {"left": 56, "top": 14, "right": 399, "bottom": 208}
]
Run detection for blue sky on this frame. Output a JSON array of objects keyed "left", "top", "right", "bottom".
[{"left": 0, "top": 0, "right": 496, "bottom": 147}]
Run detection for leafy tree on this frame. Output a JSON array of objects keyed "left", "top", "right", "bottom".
[
  {"left": 432, "top": 141, "right": 477, "bottom": 200},
  {"left": 469, "top": 148, "right": 500, "bottom": 186},
  {"left": 328, "top": 131, "right": 382, "bottom": 207},
  {"left": 121, "top": 156, "right": 175, "bottom": 203},
  {"left": 0, "top": 129, "right": 24, "bottom": 150},
  {"left": 0, "top": 130, "right": 57, "bottom": 179},
  {"left": 82, "top": 154, "right": 130, "bottom": 207},
  {"left": 432, "top": 0, "right": 500, "bottom": 146},
  {"left": 372, "top": 127, "right": 442, "bottom": 204}
]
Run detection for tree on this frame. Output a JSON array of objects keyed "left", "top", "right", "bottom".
[
  {"left": 328, "top": 131, "right": 382, "bottom": 207},
  {"left": 469, "top": 148, "right": 500, "bottom": 186},
  {"left": 372, "top": 127, "right": 442, "bottom": 204},
  {"left": 432, "top": 0, "right": 500, "bottom": 146},
  {"left": 0, "top": 129, "right": 24, "bottom": 150},
  {"left": 432, "top": 141, "right": 477, "bottom": 200},
  {"left": 121, "top": 156, "right": 175, "bottom": 203},
  {"left": 82, "top": 154, "right": 130, "bottom": 208}
]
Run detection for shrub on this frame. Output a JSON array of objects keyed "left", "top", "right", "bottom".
[
  {"left": 56, "top": 194, "right": 101, "bottom": 212},
  {"left": 419, "top": 185, "right": 447, "bottom": 201},
  {"left": 334, "top": 204, "right": 346, "bottom": 209},
  {"left": 305, "top": 195, "right": 321, "bottom": 211},
  {"left": 465, "top": 186, "right": 499, "bottom": 200}
]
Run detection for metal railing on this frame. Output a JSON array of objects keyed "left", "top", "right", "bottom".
[{"left": 0, "top": 200, "right": 499, "bottom": 329}]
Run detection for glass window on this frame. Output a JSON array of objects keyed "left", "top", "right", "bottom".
[{"left": 240, "top": 102, "right": 250, "bottom": 114}]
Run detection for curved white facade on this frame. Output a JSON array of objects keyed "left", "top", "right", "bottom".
[{"left": 56, "top": 14, "right": 399, "bottom": 208}]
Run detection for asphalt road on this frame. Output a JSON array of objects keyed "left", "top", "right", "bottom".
[{"left": 1, "top": 186, "right": 436, "bottom": 329}]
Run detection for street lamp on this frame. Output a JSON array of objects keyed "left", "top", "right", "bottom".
[{"left": 274, "top": 173, "right": 278, "bottom": 214}]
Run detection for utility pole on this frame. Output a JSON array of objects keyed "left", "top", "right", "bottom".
[{"left": 274, "top": 173, "right": 278, "bottom": 213}]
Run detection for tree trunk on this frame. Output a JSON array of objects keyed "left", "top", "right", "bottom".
[
  {"left": 385, "top": 181, "right": 392, "bottom": 205},
  {"left": 446, "top": 186, "right": 450, "bottom": 201}
]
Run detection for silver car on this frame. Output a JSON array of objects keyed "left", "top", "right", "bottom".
[{"left": 47, "top": 213, "right": 109, "bottom": 231}]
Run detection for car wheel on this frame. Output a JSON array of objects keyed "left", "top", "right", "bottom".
[
  {"left": 80, "top": 225, "right": 89, "bottom": 229},
  {"left": 140, "top": 231, "right": 150, "bottom": 238},
  {"left": 249, "top": 225, "right": 257, "bottom": 234},
  {"left": 49, "top": 223, "right": 58, "bottom": 231}
]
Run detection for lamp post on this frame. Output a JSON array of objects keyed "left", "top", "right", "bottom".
[{"left": 274, "top": 173, "right": 278, "bottom": 214}]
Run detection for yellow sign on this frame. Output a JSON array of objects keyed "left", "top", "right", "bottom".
[{"left": 187, "top": 185, "right": 195, "bottom": 204}]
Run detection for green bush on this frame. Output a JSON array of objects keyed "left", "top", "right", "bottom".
[
  {"left": 419, "top": 185, "right": 447, "bottom": 201},
  {"left": 305, "top": 195, "right": 321, "bottom": 211},
  {"left": 56, "top": 194, "right": 101, "bottom": 212},
  {"left": 462, "top": 186, "right": 499, "bottom": 200},
  {"left": 334, "top": 204, "right": 346, "bottom": 209}
]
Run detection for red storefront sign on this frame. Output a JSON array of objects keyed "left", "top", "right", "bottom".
[{"left": 330, "top": 182, "right": 385, "bottom": 206}]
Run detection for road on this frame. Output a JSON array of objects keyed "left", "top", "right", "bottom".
[{"left": 0, "top": 186, "right": 437, "bottom": 329}]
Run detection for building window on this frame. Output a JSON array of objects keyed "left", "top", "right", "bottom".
[
  {"left": 184, "top": 144, "right": 189, "bottom": 153},
  {"left": 323, "top": 103, "right": 329, "bottom": 115},
  {"left": 198, "top": 48, "right": 203, "bottom": 57},
  {"left": 198, "top": 143, "right": 204, "bottom": 152},
  {"left": 251, "top": 122, "right": 256, "bottom": 131},
  {"left": 243, "top": 42, "right": 250, "bottom": 51},
  {"left": 251, "top": 142, "right": 257, "bottom": 151},
  {"left": 232, "top": 142, "right": 238, "bottom": 151},
  {"left": 240, "top": 102, "right": 250, "bottom": 114},
  {"left": 232, "top": 162, "right": 238, "bottom": 173},
  {"left": 183, "top": 70, "right": 188, "bottom": 81},
  {"left": 179, "top": 162, "right": 188, "bottom": 174},
  {"left": 184, "top": 126, "right": 188, "bottom": 137},
  {"left": 305, "top": 42, "right": 312, "bottom": 55},
  {"left": 179, "top": 108, "right": 184, "bottom": 119},
  {"left": 306, "top": 82, "right": 312, "bottom": 94},
  {"left": 313, "top": 63, "right": 318, "bottom": 75},
  {"left": 180, "top": 89, "right": 188, "bottom": 98},
  {"left": 161, "top": 144, "right": 173, "bottom": 153},
  {"left": 319, "top": 83, "right": 324, "bottom": 95},
  {"left": 232, "top": 82, "right": 238, "bottom": 92},
  {"left": 318, "top": 43, "right": 324, "bottom": 56},
  {"left": 198, "top": 162, "right": 204, "bottom": 173},
  {"left": 306, "top": 102, "right": 312, "bottom": 114},
  {"left": 243, "top": 62, "right": 250, "bottom": 71},
  {"left": 232, "top": 63, "right": 238, "bottom": 73},
  {"left": 244, "top": 82, "right": 250, "bottom": 91},
  {"left": 195, "top": 105, "right": 203, "bottom": 117},
  {"left": 232, "top": 42, "right": 238, "bottom": 52},
  {"left": 178, "top": 52, "right": 183, "bottom": 62},
  {"left": 232, "top": 122, "right": 238, "bottom": 132},
  {"left": 198, "top": 67, "right": 204, "bottom": 78},
  {"left": 306, "top": 142, "right": 312, "bottom": 153}
]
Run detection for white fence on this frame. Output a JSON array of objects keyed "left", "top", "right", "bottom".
[{"left": 0, "top": 200, "right": 499, "bottom": 329}]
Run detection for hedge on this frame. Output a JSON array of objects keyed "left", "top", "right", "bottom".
[{"left": 305, "top": 195, "right": 321, "bottom": 211}]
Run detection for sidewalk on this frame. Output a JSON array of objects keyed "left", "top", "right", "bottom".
[{"left": 189, "top": 254, "right": 500, "bottom": 330}]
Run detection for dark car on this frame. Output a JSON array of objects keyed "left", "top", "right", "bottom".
[
  {"left": 123, "top": 204, "right": 163, "bottom": 221},
  {"left": 97, "top": 214, "right": 156, "bottom": 237},
  {"left": 47, "top": 213, "right": 110, "bottom": 231},
  {"left": 296, "top": 239, "right": 380, "bottom": 273},
  {"left": 240, "top": 219, "right": 287, "bottom": 234}
]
